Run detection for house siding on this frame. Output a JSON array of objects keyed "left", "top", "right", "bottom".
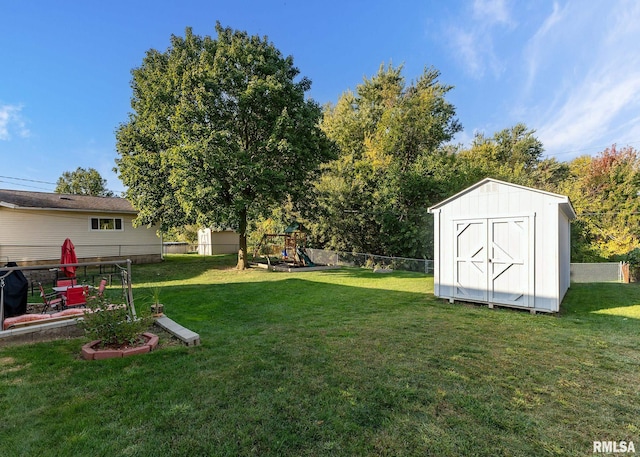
[{"left": 0, "top": 207, "right": 160, "bottom": 263}]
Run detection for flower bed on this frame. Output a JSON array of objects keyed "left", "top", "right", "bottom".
[{"left": 81, "top": 332, "right": 159, "bottom": 360}]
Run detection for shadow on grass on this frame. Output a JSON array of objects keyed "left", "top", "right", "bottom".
[
  {"left": 133, "top": 256, "right": 640, "bottom": 324},
  {"left": 4, "top": 270, "right": 640, "bottom": 456},
  {"left": 140, "top": 253, "right": 430, "bottom": 279},
  {"left": 133, "top": 254, "right": 238, "bottom": 282},
  {"left": 146, "top": 276, "right": 433, "bottom": 337}
]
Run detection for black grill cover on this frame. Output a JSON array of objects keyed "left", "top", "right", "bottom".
[{"left": 1, "top": 262, "right": 28, "bottom": 318}]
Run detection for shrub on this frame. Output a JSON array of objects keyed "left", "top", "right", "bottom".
[
  {"left": 625, "top": 248, "right": 640, "bottom": 282},
  {"left": 78, "top": 295, "right": 151, "bottom": 348}
]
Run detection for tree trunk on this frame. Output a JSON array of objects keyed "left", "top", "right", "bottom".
[{"left": 236, "top": 207, "right": 249, "bottom": 270}]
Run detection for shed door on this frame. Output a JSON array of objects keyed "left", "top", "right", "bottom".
[
  {"left": 454, "top": 220, "right": 488, "bottom": 302},
  {"left": 454, "top": 217, "right": 531, "bottom": 307},
  {"left": 488, "top": 217, "right": 530, "bottom": 307}
]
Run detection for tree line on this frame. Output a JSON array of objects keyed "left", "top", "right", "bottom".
[{"left": 105, "top": 24, "right": 640, "bottom": 268}]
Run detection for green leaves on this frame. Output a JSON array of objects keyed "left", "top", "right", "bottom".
[
  {"left": 79, "top": 296, "right": 151, "bottom": 348},
  {"left": 115, "top": 24, "right": 333, "bottom": 267},
  {"left": 560, "top": 145, "right": 640, "bottom": 260},
  {"left": 55, "top": 167, "right": 114, "bottom": 197},
  {"left": 311, "top": 64, "right": 462, "bottom": 258},
  {"left": 457, "top": 123, "right": 556, "bottom": 188}
]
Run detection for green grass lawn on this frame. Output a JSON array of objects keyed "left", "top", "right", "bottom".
[{"left": 1, "top": 255, "right": 639, "bottom": 456}]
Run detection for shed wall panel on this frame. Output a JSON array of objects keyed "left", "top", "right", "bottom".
[
  {"left": 198, "top": 228, "right": 240, "bottom": 255},
  {"left": 429, "top": 179, "right": 574, "bottom": 313},
  {"left": 211, "top": 231, "right": 240, "bottom": 254}
]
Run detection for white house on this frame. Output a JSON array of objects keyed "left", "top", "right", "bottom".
[
  {"left": 428, "top": 178, "right": 576, "bottom": 313},
  {"left": 0, "top": 189, "right": 161, "bottom": 264}
]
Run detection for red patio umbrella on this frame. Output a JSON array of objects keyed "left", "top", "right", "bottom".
[{"left": 61, "top": 238, "right": 77, "bottom": 278}]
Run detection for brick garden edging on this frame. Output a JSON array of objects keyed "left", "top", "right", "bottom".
[{"left": 81, "top": 332, "right": 159, "bottom": 360}]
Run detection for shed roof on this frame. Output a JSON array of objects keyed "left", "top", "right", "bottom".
[
  {"left": 428, "top": 178, "right": 577, "bottom": 219},
  {"left": 0, "top": 189, "right": 136, "bottom": 214}
]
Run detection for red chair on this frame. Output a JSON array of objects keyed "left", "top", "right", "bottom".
[
  {"left": 56, "top": 278, "right": 77, "bottom": 288},
  {"left": 97, "top": 279, "right": 107, "bottom": 297},
  {"left": 62, "top": 286, "right": 88, "bottom": 309},
  {"left": 38, "top": 282, "right": 63, "bottom": 313},
  {"left": 86, "top": 279, "right": 107, "bottom": 303}
]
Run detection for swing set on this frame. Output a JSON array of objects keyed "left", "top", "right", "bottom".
[{"left": 252, "top": 223, "right": 315, "bottom": 268}]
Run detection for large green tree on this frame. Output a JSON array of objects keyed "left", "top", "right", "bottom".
[
  {"left": 115, "top": 24, "right": 334, "bottom": 269},
  {"left": 559, "top": 145, "right": 640, "bottom": 260},
  {"left": 457, "top": 123, "right": 568, "bottom": 190},
  {"left": 55, "top": 167, "right": 114, "bottom": 197},
  {"left": 310, "top": 65, "right": 463, "bottom": 258}
]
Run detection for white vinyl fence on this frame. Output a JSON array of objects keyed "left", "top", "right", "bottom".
[{"left": 570, "top": 262, "right": 625, "bottom": 283}]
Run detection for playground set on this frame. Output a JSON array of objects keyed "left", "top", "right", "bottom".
[{"left": 252, "top": 222, "right": 316, "bottom": 269}]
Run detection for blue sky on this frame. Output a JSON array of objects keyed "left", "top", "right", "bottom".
[{"left": 1, "top": 0, "right": 640, "bottom": 194}]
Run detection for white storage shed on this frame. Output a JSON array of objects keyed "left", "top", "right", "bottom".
[
  {"left": 428, "top": 178, "right": 576, "bottom": 313},
  {"left": 197, "top": 228, "right": 240, "bottom": 255}
]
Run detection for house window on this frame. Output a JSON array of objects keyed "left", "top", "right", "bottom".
[{"left": 90, "top": 217, "right": 124, "bottom": 231}]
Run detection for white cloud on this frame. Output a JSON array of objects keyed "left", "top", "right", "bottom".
[
  {"left": 0, "top": 106, "right": 13, "bottom": 140},
  {"left": 0, "top": 104, "right": 30, "bottom": 140},
  {"left": 473, "top": 0, "right": 513, "bottom": 26},
  {"left": 529, "top": 1, "right": 640, "bottom": 156},
  {"left": 450, "top": 29, "right": 483, "bottom": 78},
  {"left": 604, "top": 0, "right": 640, "bottom": 44},
  {"left": 538, "top": 69, "right": 640, "bottom": 151},
  {"left": 447, "top": 0, "right": 515, "bottom": 79},
  {"left": 523, "top": 2, "right": 565, "bottom": 95}
]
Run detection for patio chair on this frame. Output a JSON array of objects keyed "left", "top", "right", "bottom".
[
  {"left": 62, "top": 285, "right": 88, "bottom": 309},
  {"left": 38, "top": 282, "right": 63, "bottom": 313},
  {"left": 56, "top": 278, "right": 77, "bottom": 288},
  {"left": 97, "top": 278, "right": 107, "bottom": 297},
  {"left": 85, "top": 279, "right": 107, "bottom": 302}
]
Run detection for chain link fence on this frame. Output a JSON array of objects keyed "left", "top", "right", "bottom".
[
  {"left": 303, "top": 252, "right": 623, "bottom": 280},
  {"left": 162, "top": 243, "right": 241, "bottom": 255},
  {"left": 1, "top": 244, "right": 161, "bottom": 262},
  {"left": 13, "top": 241, "right": 620, "bottom": 280},
  {"left": 162, "top": 242, "right": 197, "bottom": 255},
  {"left": 306, "top": 248, "right": 433, "bottom": 274},
  {"left": 1, "top": 244, "right": 162, "bottom": 266}
]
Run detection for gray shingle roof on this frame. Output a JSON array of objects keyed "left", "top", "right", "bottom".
[{"left": 0, "top": 189, "right": 136, "bottom": 213}]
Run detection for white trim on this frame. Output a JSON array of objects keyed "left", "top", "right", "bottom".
[
  {"left": 89, "top": 216, "right": 125, "bottom": 232},
  {"left": 428, "top": 178, "right": 576, "bottom": 219}
]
